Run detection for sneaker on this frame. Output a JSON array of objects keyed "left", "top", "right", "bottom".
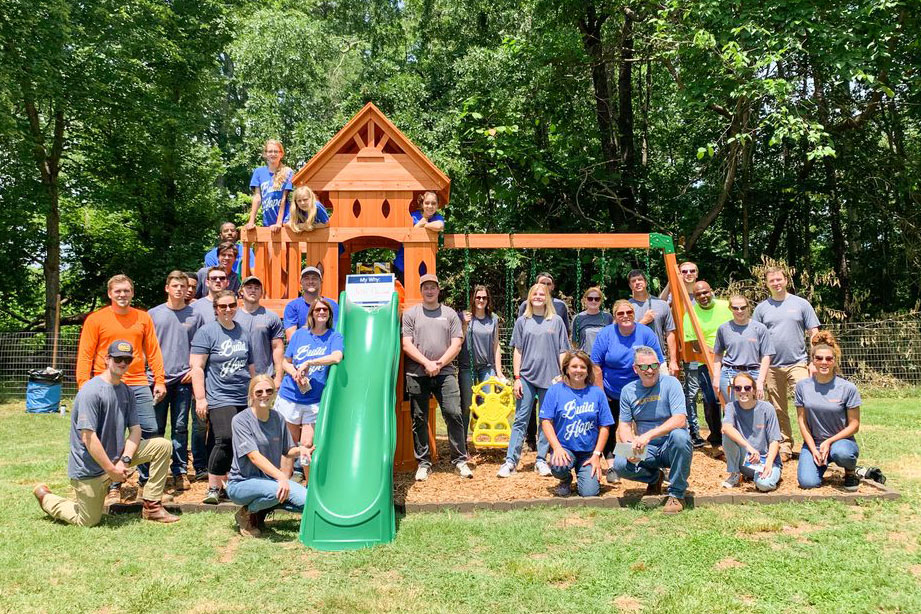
[
  {"left": 219, "top": 488, "right": 230, "bottom": 502},
  {"left": 192, "top": 470, "right": 209, "bottom": 483},
  {"left": 843, "top": 471, "right": 859, "bottom": 492},
  {"left": 606, "top": 466, "right": 621, "bottom": 485},
  {"left": 663, "top": 496, "right": 684, "bottom": 514},
  {"left": 496, "top": 462, "right": 516, "bottom": 478},
  {"left": 554, "top": 480, "right": 572, "bottom": 497},
  {"left": 645, "top": 470, "right": 664, "bottom": 496},
  {"left": 235, "top": 506, "right": 262, "bottom": 538},
  {"left": 721, "top": 472, "right": 741, "bottom": 489},
  {"left": 292, "top": 470, "right": 305, "bottom": 482},
  {"left": 105, "top": 484, "right": 122, "bottom": 506},
  {"left": 691, "top": 434, "right": 707, "bottom": 449},
  {"left": 534, "top": 460, "right": 552, "bottom": 477},
  {"left": 173, "top": 474, "right": 191, "bottom": 492},
  {"left": 415, "top": 464, "right": 431, "bottom": 482},
  {"left": 202, "top": 487, "right": 221, "bottom": 505},
  {"left": 456, "top": 462, "right": 474, "bottom": 479}
]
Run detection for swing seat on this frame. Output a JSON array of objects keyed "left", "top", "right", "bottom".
[{"left": 469, "top": 376, "right": 515, "bottom": 449}]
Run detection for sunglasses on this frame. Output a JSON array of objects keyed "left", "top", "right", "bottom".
[
  {"left": 209, "top": 275, "right": 227, "bottom": 281},
  {"left": 680, "top": 269, "right": 697, "bottom": 274},
  {"left": 313, "top": 307, "right": 329, "bottom": 313},
  {"left": 636, "top": 363, "right": 659, "bottom": 372},
  {"left": 111, "top": 356, "right": 132, "bottom": 364},
  {"left": 730, "top": 305, "right": 748, "bottom": 311},
  {"left": 813, "top": 355, "right": 835, "bottom": 363},
  {"left": 216, "top": 303, "right": 237, "bottom": 311},
  {"left": 253, "top": 388, "right": 275, "bottom": 397},
  {"left": 586, "top": 296, "right": 601, "bottom": 302},
  {"left": 475, "top": 296, "right": 488, "bottom": 301},
  {"left": 615, "top": 310, "right": 634, "bottom": 317},
  {"left": 733, "top": 384, "right": 753, "bottom": 392}
]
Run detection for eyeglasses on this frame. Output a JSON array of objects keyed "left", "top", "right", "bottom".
[
  {"left": 313, "top": 307, "right": 329, "bottom": 313},
  {"left": 253, "top": 388, "right": 275, "bottom": 397},
  {"left": 636, "top": 363, "right": 659, "bottom": 372},
  {"left": 733, "top": 384, "right": 753, "bottom": 392},
  {"left": 216, "top": 303, "right": 237, "bottom": 311},
  {"left": 209, "top": 275, "right": 227, "bottom": 282},
  {"left": 615, "top": 310, "right": 634, "bottom": 317},
  {"left": 111, "top": 356, "right": 132, "bottom": 364},
  {"left": 813, "top": 355, "right": 835, "bottom": 363},
  {"left": 680, "top": 269, "right": 697, "bottom": 274},
  {"left": 730, "top": 305, "right": 748, "bottom": 311},
  {"left": 586, "top": 296, "right": 601, "bottom": 302}
]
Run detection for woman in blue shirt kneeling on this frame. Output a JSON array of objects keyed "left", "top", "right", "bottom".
[{"left": 540, "top": 351, "right": 614, "bottom": 497}]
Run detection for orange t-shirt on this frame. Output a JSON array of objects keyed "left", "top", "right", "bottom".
[{"left": 76, "top": 306, "right": 165, "bottom": 388}]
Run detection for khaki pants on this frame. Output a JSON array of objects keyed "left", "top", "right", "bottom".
[
  {"left": 765, "top": 364, "right": 810, "bottom": 454},
  {"left": 41, "top": 437, "right": 172, "bottom": 526}
]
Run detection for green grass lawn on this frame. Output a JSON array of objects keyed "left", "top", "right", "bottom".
[{"left": 1, "top": 396, "right": 920, "bottom": 614}]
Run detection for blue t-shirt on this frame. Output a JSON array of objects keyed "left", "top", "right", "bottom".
[
  {"left": 394, "top": 210, "right": 445, "bottom": 273},
  {"left": 590, "top": 323, "right": 664, "bottom": 399},
  {"left": 204, "top": 243, "right": 255, "bottom": 275},
  {"left": 250, "top": 165, "right": 294, "bottom": 226},
  {"left": 539, "top": 382, "right": 614, "bottom": 453},
  {"left": 282, "top": 296, "right": 340, "bottom": 331},
  {"left": 279, "top": 328, "right": 345, "bottom": 405},
  {"left": 619, "top": 375, "right": 686, "bottom": 436}
]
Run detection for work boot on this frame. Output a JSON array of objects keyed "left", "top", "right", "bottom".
[
  {"left": 235, "top": 506, "right": 262, "bottom": 538},
  {"left": 173, "top": 474, "right": 191, "bottom": 492},
  {"left": 646, "top": 470, "right": 664, "bottom": 496},
  {"left": 663, "top": 496, "right": 684, "bottom": 514},
  {"left": 142, "top": 499, "right": 179, "bottom": 523},
  {"left": 33, "top": 483, "right": 51, "bottom": 509}
]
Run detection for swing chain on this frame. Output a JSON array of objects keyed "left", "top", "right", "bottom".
[
  {"left": 575, "top": 248, "right": 582, "bottom": 303},
  {"left": 463, "top": 234, "right": 475, "bottom": 382}
]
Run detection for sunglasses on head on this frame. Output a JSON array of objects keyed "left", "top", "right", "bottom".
[
  {"left": 636, "top": 363, "right": 659, "bottom": 372},
  {"left": 733, "top": 384, "right": 753, "bottom": 392},
  {"left": 813, "top": 355, "right": 835, "bottom": 363},
  {"left": 253, "top": 388, "right": 275, "bottom": 397}
]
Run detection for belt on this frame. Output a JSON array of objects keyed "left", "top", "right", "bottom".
[{"left": 723, "top": 365, "right": 759, "bottom": 371}]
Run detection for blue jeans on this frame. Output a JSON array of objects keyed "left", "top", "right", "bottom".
[
  {"left": 797, "top": 440, "right": 859, "bottom": 489},
  {"left": 459, "top": 366, "right": 497, "bottom": 433},
  {"left": 613, "top": 429, "right": 693, "bottom": 499},
  {"left": 505, "top": 379, "right": 550, "bottom": 467},
  {"left": 549, "top": 449, "right": 599, "bottom": 497},
  {"left": 719, "top": 367, "right": 761, "bottom": 403},
  {"left": 153, "top": 382, "right": 191, "bottom": 476},
  {"left": 132, "top": 385, "right": 157, "bottom": 483},
  {"left": 226, "top": 477, "right": 307, "bottom": 513},
  {"left": 723, "top": 438, "right": 781, "bottom": 491}
]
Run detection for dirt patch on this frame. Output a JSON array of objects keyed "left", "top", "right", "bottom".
[
  {"left": 909, "top": 564, "right": 921, "bottom": 579},
  {"left": 714, "top": 557, "right": 745, "bottom": 570},
  {"left": 218, "top": 536, "right": 240, "bottom": 563},
  {"left": 888, "top": 532, "right": 919, "bottom": 553},
  {"left": 556, "top": 514, "right": 594, "bottom": 528},
  {"left": 613, "top": 595, "right": 643, "bottom": 614}
]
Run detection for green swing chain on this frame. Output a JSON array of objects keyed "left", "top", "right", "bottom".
[
  {"left": 463, "top": 234, "right": 476, "bottom": 384},
  {"left": 600, "top": 248, "right": 608, "bottom": 288},
  {"left": 575, "top": 248, "right": 582, "bottom": 304},
  {"left": 529, "top": 249, "right": 537, "bottom": 285},
  {"left": 505, "top": 249, "right": 515, "bottom": 328}
]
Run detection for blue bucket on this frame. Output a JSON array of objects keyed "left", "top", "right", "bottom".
[{"left": 26, "top": 368, "right": 62, "bottom": 414}]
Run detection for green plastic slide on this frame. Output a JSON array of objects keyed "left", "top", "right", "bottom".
[{"left": 300, "top": 292, "right": 400, "bottom": 550}]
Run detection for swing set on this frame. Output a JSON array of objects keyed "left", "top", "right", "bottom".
[{"left": 241, "top": 102, "right": 717, "bottom": 471}]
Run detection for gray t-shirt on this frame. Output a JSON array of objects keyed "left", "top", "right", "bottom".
[
  {"left": 229, "top": 408, "right": 295, "bottom": 482},
  {"left": 68, "top": 376, "right": 139, "bottom": 480},
  {"left": 571, "top": 311, "right": 613, "bottom": 355},
  {"left": 511, "top": 314, "right": 570, "bottom": 388},
  {"left": 752, "top": 294, "right": 820, "bottom": 367},
  {"left": 191, "top": 321, "right": 253, "bottom": 407},
  {"left": 519, "top": 297, "right": 571, "bottom": 334},
  {"left": 234, "top": 305, "right": 284, "bottom": 376},
  {"left": 191, "top": 295, "right": 216, "bottom": 325},
  {"left": 630, "top": 296, "right": 676, "bottom": 356},
  {"left": 794, "top": 376, "right": 861, "bottom": 444},
  {"left": 402, "top": 304, "right": 463, "bottom": 377},
  {"left": 149, "top": 303, "right": 203, "bottom": 385},
  {"left": 713, "top": 320, "right": 775, "bottom": 369},
  {"left": 195, "top": 266, "right": 240, "bottom": 299},
  {"left": 722, "top": 400, "right": 782, "bottom": 466},
  {"left": 458, "top": 313, "right": 499, "bottom": 370}
]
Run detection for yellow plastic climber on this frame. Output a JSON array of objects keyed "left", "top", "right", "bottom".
[{"left": 469, "top": 376, "right": 515, "bottom": 449}]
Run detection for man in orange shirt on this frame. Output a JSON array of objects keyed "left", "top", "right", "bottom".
[{"left": 76, "top": 274, "right": 166, "bottom": 501}]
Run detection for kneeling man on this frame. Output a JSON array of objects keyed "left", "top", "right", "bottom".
[
  {"left": 33, "top": 341, "right": 179, "bottom": 526},
  {"left": 613, "top": 346, "right": 693, "bottom": 513}
]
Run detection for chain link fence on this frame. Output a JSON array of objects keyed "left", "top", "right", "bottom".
[{"left": 1, "top": 317, "right": 919, "bottom": 401}]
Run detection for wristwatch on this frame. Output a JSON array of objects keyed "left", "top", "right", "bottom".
[
  {"left": 121, "top": 455, "right": 132, "bottom": 465},
  {"left": 592, "top": 450, "right": 602, "bottom": 457}
]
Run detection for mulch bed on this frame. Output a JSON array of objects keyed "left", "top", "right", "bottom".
[{"left": 109, "top": 435, "right": 897, "bottom": 515}]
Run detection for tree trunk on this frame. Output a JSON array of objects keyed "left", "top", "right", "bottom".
[
  {"left": 616, "top": 13, "right": 639, "bottom": 225},
  {"left": 824, "top": 158, "right": 852, "bottom": 313},
  {"left": 577, "top": 3, "right": 617, "bottom": 184}
]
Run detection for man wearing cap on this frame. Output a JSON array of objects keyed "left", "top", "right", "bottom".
[
  {"left": 76, "top": 274, "right": 166, "bottom": 503},
  {"left": 195, "top": 241, "right": 241, "bottom": 299},
  {"left": 33, "top": 341, "right": 179, "bottom": 526},
  {"left": 283, "top": 266, "right": 340, "bottom": 340},
  {"left": 401, "top": 274, "right": 472, "bottom": 481},
  {"left": 149, "top": 271, "right": 204, "bottom": 492},
  {"left": 235, "top": 275, "right": 284, "bottom": 386}
]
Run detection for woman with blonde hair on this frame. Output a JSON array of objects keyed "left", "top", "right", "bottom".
[
  {"left": 796, "top": 331, "right": 861, "bottom": 491},
  {"left": 571, "top": 286, "right": 612, "bottom": 354},
  {"left": 226, "top": 375, "right": 309, "bottom": 537},
  {"left": 497, "top": 283, "right": 569, "bottom": 478},
  {"left": 288, "top": 185, "right": 331, "bottom": 233},
  {"left": 712, "top": 294, "right": 775, "bottom": 402},
  {"left": 246, "top": 139, "right": 294, "bottom": 232}
]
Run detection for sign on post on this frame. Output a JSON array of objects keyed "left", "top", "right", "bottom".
[{"left": 345, "top": 274, "right": 395, "bottom": 307}]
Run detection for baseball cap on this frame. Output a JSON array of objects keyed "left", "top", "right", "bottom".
[
  {"left": 419, "top": 274, "right": 439, "bottom": 287},
  {"left": 107, "top": 340, "right": 134, "bottom": 358},
  {"left": 301, "top": 266, "right": 322, "bottom": 279},
  {"left": 241, "top": 275, "right": 262, "bottom": 286}
]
